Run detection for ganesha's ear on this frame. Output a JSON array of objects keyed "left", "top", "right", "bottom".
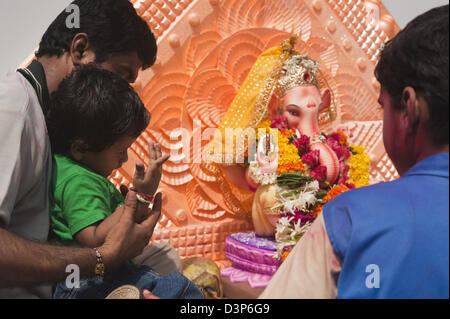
[
  {"left": 268, "top": 93, "right": 280, "bottom": 118},
  {"left": 319, "top": 88, "right": 331, "bottom": 112}
]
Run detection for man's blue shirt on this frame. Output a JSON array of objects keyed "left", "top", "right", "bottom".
[{"left": 323, "top": 153, "right": 449, "bottom": 298}]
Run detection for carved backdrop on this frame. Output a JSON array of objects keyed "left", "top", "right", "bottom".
[{"left": 21, "top": 0, "right": 401, "bottom": 266}]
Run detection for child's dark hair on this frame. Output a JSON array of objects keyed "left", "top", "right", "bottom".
[
  {"left": 47, "top": 64, "right": 150, "bottom": 155},
  {"left": 35, "top": 0, "right": 157, "bottom": 70}
]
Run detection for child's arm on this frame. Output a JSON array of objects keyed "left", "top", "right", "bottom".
[
  {"left": 75, "top": 205, "right": 124, "bottom": 248},
  {"left": 133, "top": 143, "right": 169, "bottom": 195},
  {"left": 74, "top": 142, "right": 169, "bottom": 248},
  {"left": 132, "top": 142, "right": 169, "bottom": 222}
]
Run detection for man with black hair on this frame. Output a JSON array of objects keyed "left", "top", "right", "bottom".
[
  {"left": 0, "top": 0, "right": 176, "bottom": 299},
  {"left": 46, "top": 65, "right": 202, "bottom": 299},
  {"left": 260, "top": 5, "right": 449, "bottom": 299}
]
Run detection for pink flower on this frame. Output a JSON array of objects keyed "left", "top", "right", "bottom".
[
  {"left": 326, "top": 137, "right": 339, "bottom": 152},
  {"left": 281, "top": 209, "right": 315, "bottom": 227},
  {"left": 337, "top": 174, "right": 349, "bottom": 185},
  {"left": 337, "top": 145, "right": 351, "bottom": 161},
  {"left": 329, "top": 133, "right": 341, "bottom": 143},
  {"left": 339, "top": 162, "right": 350, "bottom": 177},
  {"left": 293, "top": 210, "right": 315, "bottom": 227},
  {"left": 310, "top": 165, "right": 327, "bottom": 182},
  {"left": 327, "top": 138, "right": 351, "bottom": 161},
  {"left": 337, "top": 161, "right": 351, "bottom": 185},
  {"left": 271, "top": 116, "right": 289, "bottom": 130},
  {"left": 292, "top": 135, "right": 310, "bottom": 155},
  {"left": 302, "top": 150, "right": 320, "bottom": 169},
  {"left": 337, "top": 162, "right": 350, "bottom": 184},
  {"left": 346, "top": 183, "right": 356, "bottom": 189}
]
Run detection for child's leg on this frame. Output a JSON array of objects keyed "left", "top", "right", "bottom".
[
  {"left": 131, "top": 265, "right": 204, "bottom": 299},
  {"left": 134, "top": 243, "right": 182, "bottom": 275},
  {"left": 53, "top": 263, "right": 203, "bottom": 299},
  {"left": 53, "top": 278, "right": 109, "bottom": 299}
]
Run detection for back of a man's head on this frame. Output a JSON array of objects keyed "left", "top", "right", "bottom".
[
  {"left": 35, "top": 0, "right": 156, "bottom": 70},
  {"left": 375, "top": 5, "right": 449, "bottom": 146}
]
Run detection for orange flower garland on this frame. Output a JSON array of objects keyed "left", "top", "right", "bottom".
[
  {"left": 277, "top": 162, "right": 306, "bottom": 174},
  {"left": 323, "top": 185, "right": 350, "bottom": 202},
  {"left": 311, "top": 185, "right": 350, "bottom": 218},
  {"left": 280, "top": 129, "right": 296, "bottom": 138},
  {"left": 311, "top": 204, "right": 324, "bottom": 218},
  {"left": 337, "top": 131, "right": 349, "bottom": 146}
]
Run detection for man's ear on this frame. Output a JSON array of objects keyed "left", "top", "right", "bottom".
[
  {"left": 70, "top": 140, "right": 89, "bottom": 162},
  {"left": 401, "top": 87, "right": 421, "bottom": 135},
  {"left": 69, "top": 33, "right": 96, "bottom": 67},
  {"left": 319, "top": 88, "right": 331, "bottom": 112}
]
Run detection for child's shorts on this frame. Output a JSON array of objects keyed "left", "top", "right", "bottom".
[{"left": 53, "top": 263, "right": 204, "bottom": 299}]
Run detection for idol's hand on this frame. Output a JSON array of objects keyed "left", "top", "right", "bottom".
[{"left": 257, "top": 144, "right": 279, "bottom": 175}]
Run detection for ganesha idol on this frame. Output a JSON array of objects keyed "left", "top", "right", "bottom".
[
  {"left": 208, "top": 37, "right": 341, "bottom": 237},
  {"left": 248, "top": 53, "right": 340, "bottom": 237},
  {"left": 211, "top": 37, "right": 370, "bottom": 285}
]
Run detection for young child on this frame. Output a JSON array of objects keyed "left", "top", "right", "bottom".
[{"left": 46, "top": 65, "right": 203, "bottom": 299}]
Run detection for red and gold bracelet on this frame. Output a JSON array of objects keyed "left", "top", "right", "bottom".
[{"left": 129, "top": 187, "right": 154, "bottom": 206}]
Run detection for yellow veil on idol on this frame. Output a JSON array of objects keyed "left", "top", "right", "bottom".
[
  {"left": 207, "top": 36, "right": 297, "bottom": 165},
  {"left": 202, "top": 36, "right": 336, "bottom": 220}
]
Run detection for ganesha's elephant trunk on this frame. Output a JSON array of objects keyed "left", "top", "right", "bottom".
[
  {"left": 297, "top": 111, "right": 340, "bottom": 185},
  {"left": 310, "top": 142, "right": 340, "bottom": 184}
]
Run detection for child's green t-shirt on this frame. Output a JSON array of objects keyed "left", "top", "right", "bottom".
[{"left": 49, "top": 154, "right": 124, "bottom": 246}]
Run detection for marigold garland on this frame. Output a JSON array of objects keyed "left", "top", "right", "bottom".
[
  {"left": 310, "top": 185, "right": 350, "bottom": 218},
  {"left": 277, "top": 162, "right": 306, "bottom": 174},
  {"left": 278, "top": 133, "right": 303, "bottom": 167},
  {"left": 311, "top": 204, "right": 323, "bottom": 218},
  {"left": 323, "top": 184, "right": 350, "bottom": 203},
  {"left": 280, "top": 129, "right": 296, "bottom": 139},
  {"left": 255, "top": 119, "right": 272, "bottom": 132},
  {"left": 348, "top": 144, "right": 371, "bottom": 188},
  {"left": 337, "top": 131, "right": 349, "bottom": 146}
]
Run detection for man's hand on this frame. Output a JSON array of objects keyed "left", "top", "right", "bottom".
[
  {"left": 133, "top": 142, "right": 169, "bottom": 195},
  {"left": 100, "top": 191, "right": 162, "bottom": 269}
]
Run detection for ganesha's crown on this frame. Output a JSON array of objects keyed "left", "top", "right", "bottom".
[{"left": 277, "top": 54, "right": 320, "bottom": 97}]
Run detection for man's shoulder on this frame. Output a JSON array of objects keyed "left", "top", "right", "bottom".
[
  {"left": 0, "top": 72, "right": 33, "bottom": 115},
  {"left": 322, "top": 180, "right": 407, "bottom": 258},
  {"left": 329, "top": 179, "right": 403, "bottom": 206},
  {"left": 335, "top": 169, "right": 444, "bottom": 206},
  {"left": 324, "top": 179, "right": 408, "bottom": 218}
]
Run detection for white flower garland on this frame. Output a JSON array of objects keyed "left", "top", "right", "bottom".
[
  {"left": 273, "top": 180, "right": 320, "bottom": 258},
  {"left": 275, "top": 216, "right": 312, "bottom": 258},
  {"left": 248, "top": 161, "right": 277, "bottom": 185},
  {"left": 274, "top": 180, "right": 320, "bottom": 213}
]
